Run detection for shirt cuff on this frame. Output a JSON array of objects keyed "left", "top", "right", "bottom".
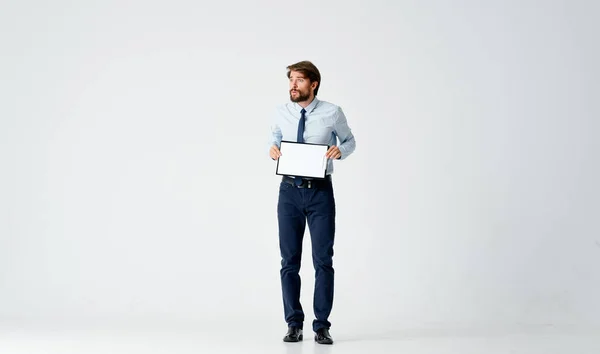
[{"left": 337, "top": 145, "right": 346, "bottom": 159}]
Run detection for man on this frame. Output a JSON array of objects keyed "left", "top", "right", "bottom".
[{"left": 269, "top": 60, "right": 356, "bottom": 345}]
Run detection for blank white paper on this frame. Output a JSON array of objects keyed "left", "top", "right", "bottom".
[{"left": 276, "top": 141, "right": 329, "bottom": 178}]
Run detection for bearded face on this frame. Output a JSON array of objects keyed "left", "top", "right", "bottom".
[{"left": 288, "top": 71, "right": 316, "bottom": 103}]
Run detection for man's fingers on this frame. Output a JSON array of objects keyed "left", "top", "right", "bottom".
[
  {"left": 270, "top": 146, "right": 282, "bottom": 159},
  {"left": 325, "top": 147, "right": 340, "bottom": 159}
]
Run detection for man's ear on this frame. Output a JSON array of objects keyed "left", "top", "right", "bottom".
[{"left": 312, "top": 81, "right": 318, "bottom": 90}]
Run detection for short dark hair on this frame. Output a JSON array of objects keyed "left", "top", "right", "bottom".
[{"left": 286, "top": 60, "right": 321, "bottom": 96}]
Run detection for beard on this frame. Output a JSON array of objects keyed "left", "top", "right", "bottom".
[{"left": 289, "top": 89, "right": 310, "bottom": 102}]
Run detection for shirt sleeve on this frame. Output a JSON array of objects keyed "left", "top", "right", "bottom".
[
  {"left": 269, "top": 109, "right": 283, "bottom": 155},
  {"left": 333, "top": 106, "right": 356, "bottom": 160}
]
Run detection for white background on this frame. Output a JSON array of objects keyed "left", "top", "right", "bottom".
[{"left": 1, "top": 0, "right": 599, "bottom": 341}]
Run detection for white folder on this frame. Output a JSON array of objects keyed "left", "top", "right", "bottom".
[{"left": 276, "top": 140, "right": 329, "bottom": 179}]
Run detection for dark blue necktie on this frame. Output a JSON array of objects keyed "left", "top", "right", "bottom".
[{"left": 295, "top": 108, "right": 306, "bottom": 185}]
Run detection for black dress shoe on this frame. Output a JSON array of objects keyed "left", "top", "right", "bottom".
[
  {"left": 283, "top": 327, "right": 303, "bottom": 342},
  {"left": 314, "top": 328, "right": 333, "bottom": 344}
]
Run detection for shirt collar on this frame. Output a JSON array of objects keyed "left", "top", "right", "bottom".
[{"left": 293, "top": 96, "right": 320, "bottom": 114}]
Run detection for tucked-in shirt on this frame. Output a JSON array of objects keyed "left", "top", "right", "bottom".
[{"left": 269, "top": 97, "right": 356, "bottom": 175}]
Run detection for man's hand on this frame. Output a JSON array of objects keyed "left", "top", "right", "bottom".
[
  {"left": 325, "top": 146, "right": 342, "bottom": 159},
  {"left": 270, "top": 145, "right": 282, "bottom": 160}
]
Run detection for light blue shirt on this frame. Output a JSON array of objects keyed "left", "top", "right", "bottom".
[{"left": 269, "top": 97, "right": 356, "bottom": 175}]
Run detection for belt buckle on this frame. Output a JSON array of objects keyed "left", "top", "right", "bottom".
[{"left": 297, "top": 179, "right": 312, "bottom": 188}]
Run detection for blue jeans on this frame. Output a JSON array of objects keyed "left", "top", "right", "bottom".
[{"left": 277, "top": 178, "right": 336, "bottom": 332}]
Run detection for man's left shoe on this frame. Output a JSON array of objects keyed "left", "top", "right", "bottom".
[{"left": 314, "top": 328, "right": 333, "bottom": 345}]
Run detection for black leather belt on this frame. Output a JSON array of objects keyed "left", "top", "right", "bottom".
[{"left": 282, "top": 175, "right": 331, "bottom": 188}]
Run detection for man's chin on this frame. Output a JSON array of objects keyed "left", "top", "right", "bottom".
[{"left": 290, "top": 95, "right": 308, "bottom": 103}]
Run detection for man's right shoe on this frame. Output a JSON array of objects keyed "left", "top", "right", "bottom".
[{"left": 283, "top": 326, "right": 303, "bottom": 342}]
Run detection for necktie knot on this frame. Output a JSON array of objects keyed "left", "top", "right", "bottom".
[{"left": 301, "top": 108, "right": 306, "bottom": 114}]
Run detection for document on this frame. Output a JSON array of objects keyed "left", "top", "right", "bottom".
[{"left": 276, "top": 141, "right": 329, "bottom": 179}]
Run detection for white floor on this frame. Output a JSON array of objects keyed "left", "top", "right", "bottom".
[{"left": 1, "top": 321, "right": 599, "bottom": 354}]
